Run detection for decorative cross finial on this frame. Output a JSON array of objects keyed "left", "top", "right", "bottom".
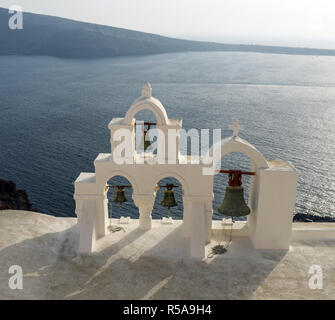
[
  {"left": 142, "top": 81, "right": 152, "bottom": 98},
  {"left": 228, "top": 120, "right": 243, "bottom": 137}
]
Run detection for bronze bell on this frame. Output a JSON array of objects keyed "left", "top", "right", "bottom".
[
  {"left": 217, "top": 170, "right": 252, "bottom": 217},
  {"left": 143, "top": 138, "right": 151, "bottom": 151},
  {"left": 218, "top": 186, "right": 250, "bottom": 217},
  {"left": 113, "top": 186, "right": 128, "bottom": 207},
  {"left": 138, "top": 122, "right": 155, "bottom": 151},
  {"left": 139, "top": 133, "right": 151, "bottom": 151},
  {"left": 161, "top": 184, "right": 178, "bottom": 217}
]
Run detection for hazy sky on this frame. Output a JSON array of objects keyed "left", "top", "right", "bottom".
[{"left": 1, "top": 0, "right": 335, "bottom": 49}]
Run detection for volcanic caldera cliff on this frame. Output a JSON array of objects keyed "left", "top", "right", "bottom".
[{"left": 0, "top": 179, "right": 36, "bottom": 211}]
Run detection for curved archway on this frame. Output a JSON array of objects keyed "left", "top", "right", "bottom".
[
  {"left": 106, "top": 175, "right": 137, "bottom": 219},
  {"left": 133, "top": 109, "right": 158, "bottom": 154},
  {"left": 123, "top": 98, "right": 169, "bottom": 126},
  {"left": 98, "top": 170, "right": 140, "bottom": 195},
  {"left": 205, "top": 136, "right": 269, "bottom": 173},
  {"left": 213, "top": 152, "right": 253, "bottom": 221},
  {"left": 152, "top": 176, "right": 184, "bottom": 220},
  {"left": 153, "top": 172, "right": 190, "bottom": 196}
]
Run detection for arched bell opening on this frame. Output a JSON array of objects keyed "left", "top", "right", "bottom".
[
  {"left": 106, "top": 175, "right": 137, "bottom": 220},
  {"left": 133, "top": 109, "right": 158, "bottom": 154},
  {"left": 152, "top": 177, "right": 184, "bottom": 221},
  {"left": 213, "top": 152, "right": 252, "bottom": 221}
]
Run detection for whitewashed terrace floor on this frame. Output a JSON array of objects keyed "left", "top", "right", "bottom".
[{"left": 0, "top": 210, "right": 334, "bottom": 300}]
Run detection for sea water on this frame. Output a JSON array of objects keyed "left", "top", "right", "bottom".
[{"left": 0, "top": 52, "right": 334, "bottom": 220}]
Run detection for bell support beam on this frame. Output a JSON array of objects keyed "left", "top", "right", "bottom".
[{"left": 217, "top": 170, "right": 256, "bottom": 187}]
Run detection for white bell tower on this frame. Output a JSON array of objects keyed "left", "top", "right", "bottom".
[{"left": 74, "top": 82, "right": 298, "bottom": 258}]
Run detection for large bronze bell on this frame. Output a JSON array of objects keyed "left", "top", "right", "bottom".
[
  {"left": 218, "top": 186, "right": 250, "bottom": 217},
  {"left": 217, "top": 170, "right": 253, "bottom": 217},
  {"left": 113, "top": 186, "right": 128, "bottom": 207},
  {"left": 161, "top": 184, "right": 178, "bottom": 217}
]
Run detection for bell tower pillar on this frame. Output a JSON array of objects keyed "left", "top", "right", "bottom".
[
  {"left": 133, "top": 195, "right": 155, "bottom": 230},
  {"left": 75, "top": 197, "right": 97, "bottom": 254},
  {"left": 205, "top": 199, "right": 213, "bottom": 244},
  {"left": 108, "top": 118, "right": 135, "bottom": 164},
  {"left": 249, "top": 160, "right": 298, "bottom": 249},
  {"left": 190, "top": 200, "right": 206, "bottom": 259},
  {"left": 182, "top": 197, "right": 192, "bottom": 238}
]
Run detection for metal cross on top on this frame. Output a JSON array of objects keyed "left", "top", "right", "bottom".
[{"left": 229, "top": 120, "right": 243, "bottom": 137}]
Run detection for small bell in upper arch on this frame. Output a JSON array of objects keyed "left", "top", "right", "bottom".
[
  {"left": 137, "top": 122, "right": 154, "bottom": 152},
  {"left": 113, "top": 186, "right": 128, "bottom": 207},
  {"left": 138, "top": 132, "right": 152, "bottom": 151},
  {"left": 143, "top": 135, "right": 152, "bottom": 151}
]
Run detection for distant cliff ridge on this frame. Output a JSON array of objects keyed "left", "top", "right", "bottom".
[
  {"left": 1, "top": 7, "right": 335, "bottom": 59},
  {"left": 0, "top": 179, "right": 36, "bottom": 211}
]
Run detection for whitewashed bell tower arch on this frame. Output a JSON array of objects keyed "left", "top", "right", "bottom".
[
  {"left": 74, "top": 82, "right": 298, "bottom": 259},
  {"left": 123, "top": 82, "right": 169, "bottom": 125}
]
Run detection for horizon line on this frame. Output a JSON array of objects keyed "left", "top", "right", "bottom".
[{"left": 2, "top": 6, "right": 335, "bottom": 53}]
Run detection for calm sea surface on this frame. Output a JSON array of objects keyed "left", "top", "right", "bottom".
[{"left": 0, "top": 52, "right": 334, "bottom": 220}]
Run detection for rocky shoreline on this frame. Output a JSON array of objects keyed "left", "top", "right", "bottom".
[
  {"left": 0, "top": 179, "right": 36, "bottom": 211},
  {"left": 293, "top": 213, "right": 335, "bottom": 223}
]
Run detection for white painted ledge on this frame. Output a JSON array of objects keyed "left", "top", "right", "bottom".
[{"left": 292, "top": 223, "right": 335, "bottom": 241}]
